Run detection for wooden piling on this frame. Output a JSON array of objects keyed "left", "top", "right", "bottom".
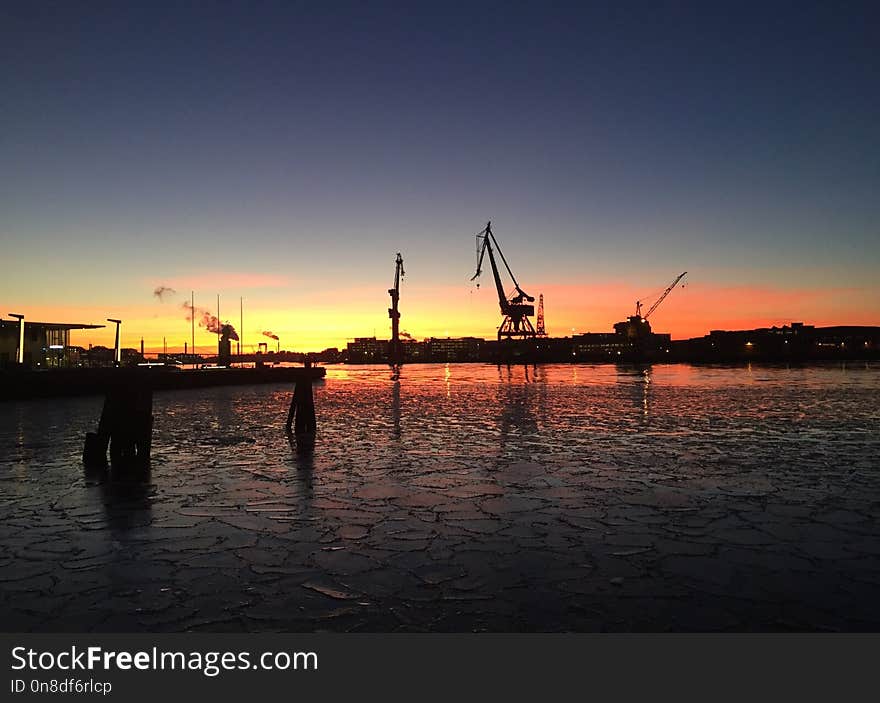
[{"left": 286, "top": 380, "right": 317, "bottom": 435}]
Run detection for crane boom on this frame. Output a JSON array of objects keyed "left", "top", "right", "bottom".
[
  {"left": 472, "top": 222, "right": 509, "bottom": 314},
  {"left": 392, "top": 252, "right": 404, "bottom": 292},
  {"left": 644, "top": 271, "right": 687, "bottom": 319}
]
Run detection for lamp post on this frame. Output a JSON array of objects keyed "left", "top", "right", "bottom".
[
  {"left": 8, "top": 314, "right": 24, "bottom": 365},
  {"left": 107, "top": 319, "right": 122, "bottom": 366}
]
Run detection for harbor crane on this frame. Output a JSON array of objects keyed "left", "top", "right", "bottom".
[
  {"left": 615, "top": 271, "right": 687, "bottom": 340},
  {"left": 388, "top": 252, "right": 404, "bottom": 365},
  {"left": 470, "top": 221, "right": 536, "bottom": 341}
]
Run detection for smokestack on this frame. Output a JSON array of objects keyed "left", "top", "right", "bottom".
[{"left": 218, "top": 325, "right": 234, "bottom": 367}]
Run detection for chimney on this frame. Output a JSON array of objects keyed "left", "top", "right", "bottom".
[{"left": 218, "top": 326, "right": 232, "bottom": 366}]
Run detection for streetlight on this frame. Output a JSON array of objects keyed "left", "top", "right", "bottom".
[
  {"left": 8, "top": 314, "right": 24, "bottom": 365},
  {"left": 107, "top": 319, "right": 122, "bottom": 366}
]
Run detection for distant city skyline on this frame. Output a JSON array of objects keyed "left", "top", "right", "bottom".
[{"left": 3, "top": 2, "right": 878, "bottom": 351}]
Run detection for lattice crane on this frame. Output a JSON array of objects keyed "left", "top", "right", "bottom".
[{"left": 536, "top": 294, "right": 547, "bottom": 336}]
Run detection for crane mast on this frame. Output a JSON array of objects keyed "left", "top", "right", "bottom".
[
  {"left": 388, "top": 252, "right": 404, "bottom": 365},
  {"left": 470, "top": 221, "right": 536, "bottom": 341}
]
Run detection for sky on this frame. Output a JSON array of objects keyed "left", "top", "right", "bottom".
[{"left": 2, "top": 1, "right": 878, "bottom": 352}]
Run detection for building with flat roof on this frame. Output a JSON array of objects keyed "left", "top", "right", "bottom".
[
  {"left": 0, "top": 318, "right": 105, "bottom": 369},
  {"left": 426, "top": 337, "right": 484, "bottom": 362},
  {"left": 346, "top": 337, "right": 390, "bottom": 363}
]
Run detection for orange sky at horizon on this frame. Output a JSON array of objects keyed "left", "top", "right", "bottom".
[
  {"left": 11, "top": 279, "right": 878, "bottom": 354},
  {"left": 5, "top": 3, "right": 880, "bottom": 360}
]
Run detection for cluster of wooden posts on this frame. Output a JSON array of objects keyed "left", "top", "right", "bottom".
[{"left": 83, "top": 380, "right": 153, "bottom": 469}]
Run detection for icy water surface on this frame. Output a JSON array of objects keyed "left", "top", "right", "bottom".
[{"left": 2, "top": 362, "right": 879, "bottom": 631}]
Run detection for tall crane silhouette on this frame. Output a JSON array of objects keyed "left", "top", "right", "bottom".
[
  {"left": 470, "top": 221, "right": 536, "bottom": 341},
  {"left": 388, "top": 252, "right": 404, "bottom": 365}
]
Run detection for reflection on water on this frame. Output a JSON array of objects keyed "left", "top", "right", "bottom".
[
  {"left": 391, "top": 378, "right": 401, "bottom": 441},
  {"left": 497, "top": 369, "right": 539, "bottom": 450},
  {"left": 1, "top": 362, "right": 879, "bottom": 631},
  {"left": 614, "top": 364, "right": 652, "bottom": 423},
  {"left": 287, "top": 431, "right": 316, "bottom": 470},
  {"left": 3, "top": 360, "right": 876, "bottom": 520}
]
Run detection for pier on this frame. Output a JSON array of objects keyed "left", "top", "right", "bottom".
[{"left": 0, "top": 365, "right": 326, "bottom": 401}]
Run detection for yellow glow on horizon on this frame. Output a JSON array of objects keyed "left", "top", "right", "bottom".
[{"left": 9, "top": 280, "right": 879, "bottom": 353}]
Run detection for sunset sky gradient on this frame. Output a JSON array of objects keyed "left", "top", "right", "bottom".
[{"left": 2, "top": 2, "right": 878, "bottom": 352}]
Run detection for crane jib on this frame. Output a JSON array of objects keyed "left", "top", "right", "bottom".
[{"left": 644, "top": 271, "right": 687, "bottom": 320}]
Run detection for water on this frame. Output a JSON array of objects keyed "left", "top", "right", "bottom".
[{"left": 2, "top": 362, "right": 879, "bottom": 631}]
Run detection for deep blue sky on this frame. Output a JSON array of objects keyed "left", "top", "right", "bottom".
[{"left": 2, "top": 1, "right": 878, "bottom": 345}]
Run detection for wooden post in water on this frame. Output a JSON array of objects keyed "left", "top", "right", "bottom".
[{"left": 286, "top": 379, "right": 317, "bottom": 436}]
